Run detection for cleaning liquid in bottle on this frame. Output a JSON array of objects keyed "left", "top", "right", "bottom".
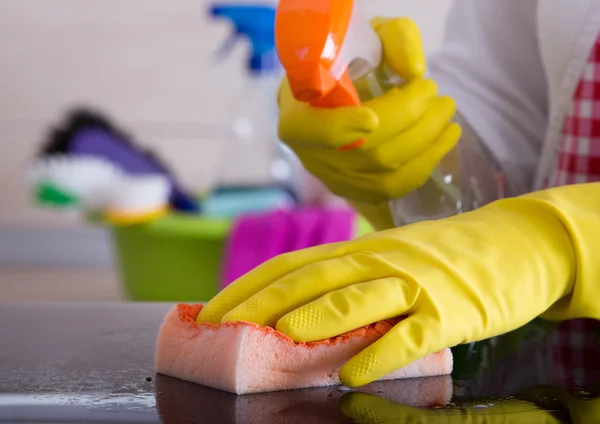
[
  {"left": 275, "top": 0, "right": 500, "bottom": 226},
  {"left": 352, "top": 62, "right": 479, "bottom": 225},
  {"left": 208, "top": 4, "right": 303, "bottom": 213}
]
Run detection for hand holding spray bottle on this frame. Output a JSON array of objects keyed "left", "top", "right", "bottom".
[{"left": 275, "top": 0, "right": 488, "bottom": 225}]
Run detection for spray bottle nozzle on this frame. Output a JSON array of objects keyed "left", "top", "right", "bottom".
[{"left": 209, "top": 3, "right": 279, "bottom": 73}]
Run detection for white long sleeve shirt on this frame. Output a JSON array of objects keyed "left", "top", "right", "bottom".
[{"left": 426, "top": 0, "right": 600, "bottom": 195}]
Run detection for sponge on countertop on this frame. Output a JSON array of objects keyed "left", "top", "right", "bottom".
[{"left": 155, "top": 304, "right": 453, "bottom": 395}]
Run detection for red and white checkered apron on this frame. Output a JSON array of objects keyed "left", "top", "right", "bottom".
[{"left": 548, "top": 32, "right": 600, "bottom": 390}]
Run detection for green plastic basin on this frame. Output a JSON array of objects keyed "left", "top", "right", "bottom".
[{"left": 108, "top": 212, "right": 373, "bottom": 303}]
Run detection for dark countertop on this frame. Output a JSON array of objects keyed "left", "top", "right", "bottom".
[{"left": 1, "top": 303, "right": 599, "bottom": 423}]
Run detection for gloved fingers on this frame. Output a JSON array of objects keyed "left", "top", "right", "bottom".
[
  {"left": 284, "top": 147, "right": 389, "bottom": 204},
  {"left": 221, "top": 252, "right": 399, "bottom": 328},
  {"left": 392, "top": 122, "right": 462, "bottom": 192},
  {"left": 291, "top": 142, "right": 365, "bottom": 171},
  {"left": 294, "top": 95, "right": 456, "bottom": 174},
  {"left": 299, "top": 119, "right": 458, "bottom": 201},
  {"left": 366, "top": 96, "right": 458, "bottom": 171},
  {"left": 371, "top": 17, "right": 426, "bottom": 81},
  {"left": 196, "top": 243, "right": 344, "bottom": 324},
  {"left": 339, "top": 392, "right": 461, "bottom": 423},
  {"left": 278, "top": 79, "right": 379, "bottom": 149},
  {"left": 293, "top": 144, "right": 386, "bottom": 182},
  {"left": 283, "top": 78, "right": 438, "bottom": 152},
  {"left": 296, "top": 158, "right": 395, "bottom": 204},
  {"left": 358, "top": 79, "right": 439, "bottom": 149},
  {"left": 276, "top": 277, "right": 419, "bottom": 342},
  {"left": 313, "top": 164, "right": 420, "bottom": 204},
  {"left": 339, "top": 315, "right": 448, "bottom": 387}
]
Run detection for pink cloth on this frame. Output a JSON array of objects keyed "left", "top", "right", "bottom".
[{"left": 220, "top": 208, "right": 356, "bottom": 289}]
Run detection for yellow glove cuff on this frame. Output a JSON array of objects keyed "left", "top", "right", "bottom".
[
  {"left": 347, "top": 200, "right": 396, "bottom": 231},
  {"left": 530, "top": 183, "right": 600, "bottom": 321}
]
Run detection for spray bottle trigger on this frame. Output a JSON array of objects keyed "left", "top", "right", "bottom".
[{"left": 310, "top": 71, "right": 365, "bottom": 150}]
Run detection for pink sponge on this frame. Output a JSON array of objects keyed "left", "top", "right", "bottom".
[{"left": 155, "top": 304, "right": 453, "bottom": 395}]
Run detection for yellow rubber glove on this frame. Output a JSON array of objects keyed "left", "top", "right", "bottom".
[
  {"left": 197, "top": 183, "right": 600, "bottom": 387},
  {"left": 277, "top": 17, "right": 462, "bottom": 230}
]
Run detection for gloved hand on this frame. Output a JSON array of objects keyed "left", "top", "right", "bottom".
[
  {"left": 340, "top": 390, "right": 600, "bottom": 423},
  {"left": 277, "top": 17, "right": 461, "bottom": 206},
  {"left": 197, "top": 183, "right": 600, "bottom": 387}
]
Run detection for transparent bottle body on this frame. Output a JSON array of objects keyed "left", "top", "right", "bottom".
[
  {"left": 215, "top": 72, "right": 303, "bottom": 197},
  {"left": 353, "top": 65, "right": 501, "bottom": 225}
]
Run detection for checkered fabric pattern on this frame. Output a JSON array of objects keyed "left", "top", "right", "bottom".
[
  {"left": 551, "top": 319, "right": 600, "bottom": 391},
  {"left": 551, "top": 37, "right": 600, "bottom": 186},
  {"left": 548, "top": 33, "right": 600, "bottom": 390}
]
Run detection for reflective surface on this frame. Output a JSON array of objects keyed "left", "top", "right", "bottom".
[{"left": 1, "top": 303, "right": 598, "bottom": 423}]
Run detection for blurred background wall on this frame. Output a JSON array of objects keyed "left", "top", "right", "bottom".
[{"left": 0, "top": 0, "right": 452, "bottom": 266}]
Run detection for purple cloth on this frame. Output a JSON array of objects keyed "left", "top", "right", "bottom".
[{"left": 220, "top": 207, "right": 356, "bottom": 290}]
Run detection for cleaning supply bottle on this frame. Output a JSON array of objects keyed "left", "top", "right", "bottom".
[
  {"left": 275, "top": 0, "right": 501, "bottom": 225},
  {"left": 208, "top": 4, "right": 302, "bottom": 211}
]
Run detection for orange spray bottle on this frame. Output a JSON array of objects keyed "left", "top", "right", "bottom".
[
  {"left": 274, "top": 0, "right": 495, "bottom": 225},
  {"left": 275, "top": 0, "right": 402, "bottom": 151}
]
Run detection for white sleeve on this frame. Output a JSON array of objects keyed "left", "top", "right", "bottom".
[{"left": 428, "top": 0, "right": 548, "bottom": 195}]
